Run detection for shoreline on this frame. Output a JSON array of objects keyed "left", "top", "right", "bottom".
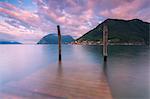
[{"left": 69, "top": 43, "right": 148, "bottom": 46}]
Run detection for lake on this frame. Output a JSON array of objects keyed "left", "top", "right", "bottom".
[{"left": 0, "top": 45, "right": 149, "bottom": 99}]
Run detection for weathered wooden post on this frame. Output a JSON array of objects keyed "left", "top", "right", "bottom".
[
  {"left": 57, "top": 25, "right": 62, "bottom": 61},
  {"left": 103, "top": 22, "right": 108, "bottom": 62}
]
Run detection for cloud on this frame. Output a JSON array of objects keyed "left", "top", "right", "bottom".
[
  {"left": 0, "top": 18, "right": 44, "bottom": 44},
  {"left": 0, "top": 3, "right": 41, "bottom": 27},
  {"left": 100, "top": 0, "right": 150, "bottom": 20},
  {"left": 0, "top": 0, "right": 149, "bottom": 43},
  {"left": 0, "top": 32, "right": 16, "bottom": 41}
]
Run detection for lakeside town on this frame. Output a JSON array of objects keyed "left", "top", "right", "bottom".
[{"left": 70, "top": 40, "right": 146, "bottom": 45}]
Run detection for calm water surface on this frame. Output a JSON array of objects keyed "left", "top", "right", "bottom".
[{"left": 0, "top": 45, "right": 149, "bottom": 99}]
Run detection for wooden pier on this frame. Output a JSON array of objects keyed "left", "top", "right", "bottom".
[{"left": 0, "top": 63, "right": 112, "bottom": 99}]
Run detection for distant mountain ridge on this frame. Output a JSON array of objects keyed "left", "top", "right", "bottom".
[
  {"left": 0, "top": 41, "right": 21, "bottom": 44},
  {"left": 76, "top": 19, "right": 150, "bottom": 45},
  {"left": 38, "top": 34, "right": 74, "bottom": 44}
]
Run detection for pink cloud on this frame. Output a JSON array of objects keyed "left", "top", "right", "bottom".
[
  {"left": 100, "top": 0, "right": 150, "bottom": 20},
  {"left": 0, "top": 2, "right": 42, "bottom": 28},
  {"left": 0, "top": 0, "right": 149, "bottom": 43},
  {"left": 0, "top": 20, "right": 44, "bottom": 44},
  {"left": 0, "top": 2, "right": 19, "bottom": 11}
]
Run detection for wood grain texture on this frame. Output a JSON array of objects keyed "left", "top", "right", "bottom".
[{"left": 0, "top": 63, "right": 112, "bottom": 99}]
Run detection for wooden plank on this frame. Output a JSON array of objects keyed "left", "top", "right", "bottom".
[{"left": 0, "top": 64, "right": 112, "bottom": 99}]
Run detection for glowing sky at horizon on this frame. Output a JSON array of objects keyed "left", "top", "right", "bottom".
[{"left": 0, "top": 0, "right": 149, "bottom": 43}]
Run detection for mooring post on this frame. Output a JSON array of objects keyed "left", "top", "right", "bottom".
[
  {"left": 103, "top": 23, "right": 108, "bottom": 62},
  {"left": 57, "top": 25, "right": 62, "bottom": 61}
]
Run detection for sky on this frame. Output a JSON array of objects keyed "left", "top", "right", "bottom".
[{"left": 0, "top": 0, "right": 149, "bottom": 44}]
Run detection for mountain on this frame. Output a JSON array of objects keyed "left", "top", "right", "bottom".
[
  {"left": 0, "top": 41, "right": 21, "bottom": 44},
  {"left": 0, "top": 33, "right": 22, "bottom": 44},
  {"left": 37, "top": 34, "right": 74, "bottom": 44},
  {"left": 76, "top": 19, "right": 150, "bottom": 45}
]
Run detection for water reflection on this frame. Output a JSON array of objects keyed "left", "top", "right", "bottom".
[
  {"left": 103, "top": 61, "right": 108, "bottom": 76},
  {"left": 57, "top": 61, "right": 63, "bottom": 77},
  {"left": 0, "top": 45, "right": 149, "bottom": 98},
  {"left": 106, "top": 45, "right": 150, "bottom": 99}
]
